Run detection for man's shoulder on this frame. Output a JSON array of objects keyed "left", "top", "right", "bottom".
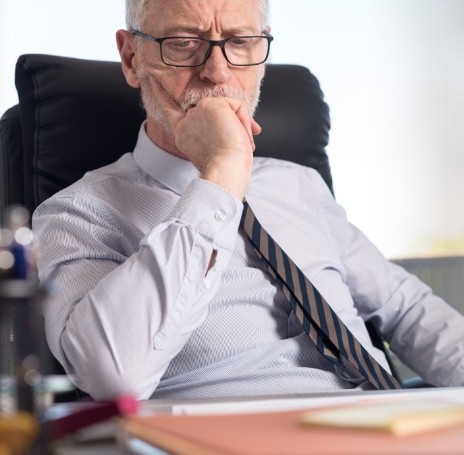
[
  {"left": 252, "top": 156, "right": 327, "bottom": 184},
  {"left": 49, "top": 153, "right": 140, "bottom": 198},
  {"left": 33, "top": 153, "right": 145, "bottom": 215}
]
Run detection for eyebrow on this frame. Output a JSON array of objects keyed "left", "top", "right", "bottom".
[{"left": 162, "top": 26, "right": 261, "bottom": 37}]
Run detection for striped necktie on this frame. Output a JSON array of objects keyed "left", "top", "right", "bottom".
[{"left": 240, "top": 201, "right": 401, "bottom": 390}]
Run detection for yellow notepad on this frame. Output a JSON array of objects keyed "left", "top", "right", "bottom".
[{"left": 300, "top": 400, "right": 464, "bottom": 436}]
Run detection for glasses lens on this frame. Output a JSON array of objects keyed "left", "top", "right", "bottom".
[
  {"left": 224, "top": 37, "right": 269, "bottom": 66},
  {"left": 160, "top": 36, "right": 270, "bottom": 67},
  {"left": 161, "top": 38, "right": 210, "bottom": 66}
]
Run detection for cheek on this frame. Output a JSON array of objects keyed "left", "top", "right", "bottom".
[
  {"left": 238, "top": 68, "right": 264, "bottom": 93},
  {"left": 152, "top": 67, "right": 195, "bottom": 100}
]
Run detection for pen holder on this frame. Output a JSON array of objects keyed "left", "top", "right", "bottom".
[
  {"left": 0, "top": 206, "right": 57, "bottom": 454},
  {"left": 0, "top": 279, "right": 49, "bottom": 454},
  {"left": 0, "top": 279, "right": 48, "bottom": 415}
]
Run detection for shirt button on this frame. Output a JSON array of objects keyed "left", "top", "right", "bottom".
[
  {"left": 214, "top": 210, "right": 226, "bottom": 222},
  {"left": 203, "top": 278, "right": 211, "bottom": 289}
]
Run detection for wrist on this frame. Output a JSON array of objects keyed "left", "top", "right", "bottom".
[{"left": 201, "top": 156, "right": 252, "bottom": 200}]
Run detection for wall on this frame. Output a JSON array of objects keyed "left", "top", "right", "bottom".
[
  {"left": 269, "top": 0, "right": 464, "bottom": 258},
  {"left": 1, "top": 0, "right": 463, "bottom": 258},
  {"left": 0, "top": 0, "right": 123, "bottom": 113}
]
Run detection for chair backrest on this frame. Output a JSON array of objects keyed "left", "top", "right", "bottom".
[{"left": 0, "top": 54, "right": 332, "bottom": 217}]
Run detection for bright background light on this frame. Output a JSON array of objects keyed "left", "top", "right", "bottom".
[{"left": 1, "top": 0, "right": 463, "bottom": 259}]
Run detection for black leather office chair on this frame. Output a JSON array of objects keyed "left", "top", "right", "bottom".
[
  {"left": 1, "top": 54, "right": 423, "bottom": 392},
  {"left": 0, "top": 54, "right": 332, "bottom": 215}
]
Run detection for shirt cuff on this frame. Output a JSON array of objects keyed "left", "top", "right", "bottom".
[{"left": 167, "top": 178, "right": 243, "bottom": 251}]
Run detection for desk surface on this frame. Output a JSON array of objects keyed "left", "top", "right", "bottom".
[
  {"left": 139, "top": 385, "right": 464, "bottom": 415},
  {"left": 49, "top": 387, "right": 464, "bottom": 455}
]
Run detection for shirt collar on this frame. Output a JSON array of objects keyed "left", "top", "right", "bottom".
[{"left": 133, "top": 122, "right": 200, "bottom": 195}]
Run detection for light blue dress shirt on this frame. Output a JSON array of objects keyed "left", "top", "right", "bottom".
[{"left": 33, "top": 124, "right": 464, "bottom": 400}]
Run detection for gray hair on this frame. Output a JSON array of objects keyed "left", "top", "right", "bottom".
[
  {"left": 125, "top": 0, "right": 151, "bottom": 31},
  {"left": 125, "top": 0, "right": 269, "bottom": 31}
]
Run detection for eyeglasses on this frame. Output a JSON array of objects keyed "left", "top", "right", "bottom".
[{"left": 131, "top": 30, "right": 273, "bottom": 68}]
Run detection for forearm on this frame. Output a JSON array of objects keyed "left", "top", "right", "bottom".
[
  {"left": 322, "top": 185, "right": 464, "bottom": 386},
  {"left": 377, "top": 274, "right": 464, "bottom": 386},
  {"left": 58, "top": 232, "right": 215, "bottom": 399},
  {"left": 342, "top": 239, "right": 464, "bottom": 386},
  {"left": 345, "top": 241, "right": 464, "bottom": 386},
  {"left": 35, "top": 179, "right": 242, "bottom": 399}
]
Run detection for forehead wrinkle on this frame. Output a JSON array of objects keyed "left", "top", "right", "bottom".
[
  {"left": 149, "top": 0, "right": 212, "bottom": 32},
  {"left": 147, "top": 0, "right": 262, "bottom": 36}
]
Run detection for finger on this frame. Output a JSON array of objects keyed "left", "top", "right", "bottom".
[
  {"left": 224, "top": 98, "right": 256, "bottom": 150},
  {"left": 251, "top": 118, "right": 262, "bottom": 136}
]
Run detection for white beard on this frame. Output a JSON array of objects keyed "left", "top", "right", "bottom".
[
  {"left": 138, "top": 71, "right": 263, "bottom": 135},
  {"left": 178, "top": 84, "right": 262, "bottom": 116}
]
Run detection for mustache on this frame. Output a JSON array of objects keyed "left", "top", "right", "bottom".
[
  {"left": 136, "top": 66, "right": 262, "bottom": 118},
  {"left": 179, "top": 86, "right": 258, "bottom": 115}
]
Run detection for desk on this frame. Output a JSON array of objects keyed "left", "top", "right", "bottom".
[{"left": 49, "top": 387, "right": 464, "bottom": 454}]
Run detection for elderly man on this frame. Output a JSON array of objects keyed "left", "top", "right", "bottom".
[{"left": 33, "top": 0, "right": 464, "bottom": 401}]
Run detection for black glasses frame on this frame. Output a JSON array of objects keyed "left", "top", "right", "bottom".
[{"left": 131, "top": 30, "right": 273, "bottom": 67}]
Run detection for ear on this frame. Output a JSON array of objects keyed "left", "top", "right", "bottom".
[{"left": 116, "top": 29, "right": 141, "bottom": 88}]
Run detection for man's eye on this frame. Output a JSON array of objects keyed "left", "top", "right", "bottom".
[
  {"left": 230, "top": 38, "right": 248, "bottom": 46},
  {"left": 170, "top": 39, "right": 200, "bottom": 49},
  {"left": 228, "top": 37, "right": 258, "bottom": 49}
]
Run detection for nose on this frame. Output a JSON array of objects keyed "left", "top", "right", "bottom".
[{"left": 199, "top": 45, "right": 231, "bottom": 85}]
